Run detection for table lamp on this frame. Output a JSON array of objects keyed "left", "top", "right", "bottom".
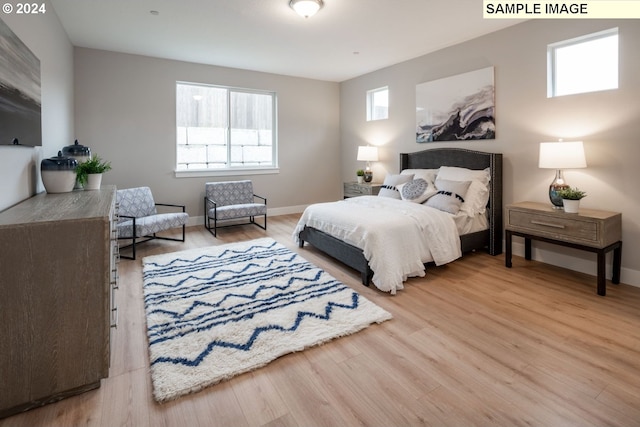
[
  {"left": 538, "top": 140, "right": 586, "bottom": 208},
  {"left": 357, "top": 146, "right": 379, "bottom": 183}
]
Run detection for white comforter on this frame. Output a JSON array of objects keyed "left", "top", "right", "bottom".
[{"left": 293, "top": 196, "right": 461, "bottom": 294}]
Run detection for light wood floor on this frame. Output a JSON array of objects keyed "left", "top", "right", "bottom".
[{"left": 3, "top": 214, "right": 640, "bottom": 427}]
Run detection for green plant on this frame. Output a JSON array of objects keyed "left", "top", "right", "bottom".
[
  {"left": 356, "top": 169, "right": 365, "bottom": 176},
  {"left": 76, "top": 155, "right": 112, "bottom": 185},
  {"left": 557, "top": 186, "right": 587, "bottom": 200}
]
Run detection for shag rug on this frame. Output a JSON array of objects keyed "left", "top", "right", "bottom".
[{"left": 142, "top": 238, "right": 392, "bottom": 402}]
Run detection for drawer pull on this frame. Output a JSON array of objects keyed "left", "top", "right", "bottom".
[
  {"left": 111, "top": 306, "right": 118, "bottom": 328},
  {"left": 530, "top": 220, "right": 565, "bottom": 229}
]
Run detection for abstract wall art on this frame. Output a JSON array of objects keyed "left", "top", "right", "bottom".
[
  {"left": 416, "top": 67, "right": 494, "bottom": 143},
  {"left": 0, "top": 17, "right": 41, "bottom": 147}
]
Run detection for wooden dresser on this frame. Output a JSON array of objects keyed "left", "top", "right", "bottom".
[{"left": 0, "top": 186, "right": 119, "bottom": 418}]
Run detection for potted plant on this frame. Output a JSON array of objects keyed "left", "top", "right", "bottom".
[
  {"left": 557, "top": 187, "right": 586, "bottom": 213},
  {"left": 356, "top": 169, "right": 365, "bottom": 184},
  {"left": 76, "top": 155, "right": 112, "bottom": 190}
]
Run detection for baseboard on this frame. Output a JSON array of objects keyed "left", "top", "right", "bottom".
[{"left": 510, "top": 240, "right": 640, "bottom": 289}]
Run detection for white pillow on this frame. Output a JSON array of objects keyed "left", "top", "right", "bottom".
[
  {"left": 401, "top": 168, "right": 439, "bottom": 184},
  {"left": 426, "top": 179, "right": 471, "bottom": 214},
  {"left": 397, "top": 178, "right": 437, "bottom": 204},
  {"left": 378, "top": 173, "right": 414, "bottom": 199},
  {"left": 436, "top": 166, "right": 491, "bottom": 217}
]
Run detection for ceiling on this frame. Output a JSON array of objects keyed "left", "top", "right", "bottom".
[{"left": 50, "top": 0, "right": 524, "bottom": 82}]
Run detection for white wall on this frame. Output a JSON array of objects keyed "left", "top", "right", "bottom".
[
  {"left": 73, "top": 48, "right": 341, "bottom": 221},
  {"left": 0, "top": 3, "right": 74, "bottom": 211},
  {"left": 340, "top": 19, "right": 640, "bottom": 286}
]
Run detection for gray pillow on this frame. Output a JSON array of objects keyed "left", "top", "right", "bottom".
[
  {"left": 426, "top": 179, "right": 471, "bottom": 214},
  {"left": 378, "top": 173, "right": 414, "bottom": 199}
]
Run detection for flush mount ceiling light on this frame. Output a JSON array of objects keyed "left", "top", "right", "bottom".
[{"left": 289, "top": 0, "right": 323, "bottom": 18}]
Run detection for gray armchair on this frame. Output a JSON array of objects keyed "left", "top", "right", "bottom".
[
  {"left": 204, "top": 180, "right": 267, "bottom": 237},
  {"left": 116, "top": 186, "right": 189, "bottom": 259}
]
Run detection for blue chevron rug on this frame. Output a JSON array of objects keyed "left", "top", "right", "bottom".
[{"left": 142, "top": 238, "right": 392, "bottom": 402}]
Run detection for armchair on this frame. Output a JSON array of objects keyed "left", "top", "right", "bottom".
[
  {"left": 204, "top": 180, "right": 267, "bottom": 237},
  {"left": 116, "top": 186, "right": 189, "bottom": 259}
]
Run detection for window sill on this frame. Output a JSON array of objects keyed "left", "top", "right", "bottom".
[{"left": 174, "top": 167, "right": 280, "bottom": 178}]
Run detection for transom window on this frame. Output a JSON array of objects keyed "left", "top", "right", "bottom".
[
  {"left": 176, "top": 82, "right": 277, "bottom": 173},
  {"left": 366, "top": 86, "right": 389, "bottom": 121},
  {"left": 547, "top": 28, "right": 618, "bottom": 98}
]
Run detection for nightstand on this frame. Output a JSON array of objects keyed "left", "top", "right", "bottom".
[
  {"left": 343, "top": 182, "right": 382, "bottom": 198},
  {"left": 505, "top": 201, "right": 622, "bottom": 296}
]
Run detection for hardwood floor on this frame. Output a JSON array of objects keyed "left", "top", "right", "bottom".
[{"left": 3, "top": 214, "right": 640, "bottom": 427}]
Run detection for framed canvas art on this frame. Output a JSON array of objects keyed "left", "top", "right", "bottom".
[
  {"left": 0, "top": 17, "right": 41, "bottom": 147},
  {"left": 416, "top": 67, "right": 494, "bottom": 143}
]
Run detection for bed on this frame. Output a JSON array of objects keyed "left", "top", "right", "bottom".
[{"left": 294, "top": 148, "right": 503, "bottom": 294}]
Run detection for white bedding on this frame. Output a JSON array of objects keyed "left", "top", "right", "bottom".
[{"left": 293, "top": 196, "right": 461, "bottom": 294}]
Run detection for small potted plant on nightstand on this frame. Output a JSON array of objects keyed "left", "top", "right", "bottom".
[
  {"left": 76, "top": 155, "right": 112, "bottom": 190},
  {"left": 557, "top": 187, "right": 586, "bottom": 213},
  {"left": 356, "top": 169, "right": 365, "bottom": 184}
]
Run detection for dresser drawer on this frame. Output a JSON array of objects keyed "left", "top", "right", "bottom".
[{"left": 508, "top": 210, "right": 598, "bottom": 244}]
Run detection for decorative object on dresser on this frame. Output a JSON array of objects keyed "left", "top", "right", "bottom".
[
  {"left": 75, "top": 154, "right": 112, "bottom": 190},
  {"left": 62, "top": 139, "right": 91, "bottom": 189},
  {"left": 40, "top": 151, "right": 78, "bottom": 193},
  {"left": 356, "top": 169, "right": 365, "bottom": 184},
  {"left": 204, "top": 180, "right": 267, "bottom": 237},
  {"left": 556, "top": 186, "right": 586, "bottom": 213},
  {"left": 343, "top": 181, "right": 381, "bottom": 198},
  {"left": 141, "top": 238, "right": 391, "bottom": 402},
  {"left": 505, "top": 201, "right": 622, "bottom": 296},
  {"left": 538, "top": 140, "right": 587, "bottom": 208},
  {"left": 357, "top": 145, "right": 379, "bottom": 182},
  {"left": 62, "top": 139, "right": 91, "bottom": 162},
  {"left": 116, "top": 186, "right": 189, "bottom": 260},
  {"left": 0, "top": 187, "right": 119, "bottom": 419}
]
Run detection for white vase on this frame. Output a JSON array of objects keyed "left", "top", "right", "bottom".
[
  {"left": 562, "top": 199, "right": 580, "bottom": 213},
  {"left": 85, "top": 173, "right": 103, "bottom": 190},
  {"left": 357, "top": 176, "right": 364, "bottom": 184}
]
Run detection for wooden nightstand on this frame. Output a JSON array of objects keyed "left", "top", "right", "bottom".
[
  {"left": 505, "top": 201, "right": 622, "bottom": 296},
  {"left": 343, "top": 182, "right": 382, "bottom": 198}
]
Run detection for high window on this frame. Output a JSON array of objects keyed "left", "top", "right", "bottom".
[
  {"left": 547, "top": 28, "right": 618, "bottom": 98},
  {"left": 176, "top": 82, "right": 277, "bottom": 174},
  {"left": 366, "top": 86, "right": 389, "bottom": 121}
]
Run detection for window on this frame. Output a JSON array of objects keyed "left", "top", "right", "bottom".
[
  {"left": 366, "top": 86, "right": 389, "bottom": 121},
  {"left": 547, "top": 28, "right": 618, "bottom": 98},
  {"left": 176, "top": 82, "right": 277, "bottom": 173}
]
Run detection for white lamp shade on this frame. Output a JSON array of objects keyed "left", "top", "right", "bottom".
[
  {"left": 357, "top": 146, "right": 379, "bottom": 162},
  {"left": 290, "top": 0, "right": 323, "bottom": 18},
  {"left": 539, "top": 141, "right": 587, "bottom": 169}
]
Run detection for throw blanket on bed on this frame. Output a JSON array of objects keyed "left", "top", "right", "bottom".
[{"left": 293, "top": 196, "right": 461, "bottom": 294}]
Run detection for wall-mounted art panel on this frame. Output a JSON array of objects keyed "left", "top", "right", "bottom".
[
  {"left": 416, "top": 67, "right": 494, "bottom": 142},
  {"left": 0, "top": 17, "right": 41, "bottom": 147}
]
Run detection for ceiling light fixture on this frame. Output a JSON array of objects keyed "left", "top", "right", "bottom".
[{"left": 289, "top": 0, "right": 323, "bottom": 18}]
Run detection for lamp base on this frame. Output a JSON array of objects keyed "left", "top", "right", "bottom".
[
  {"left": 364, "top": 171, "right": 373, "bottom": 183},
  {"left": 549, "top": 169, "right": 568, "bottom": 209}
]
